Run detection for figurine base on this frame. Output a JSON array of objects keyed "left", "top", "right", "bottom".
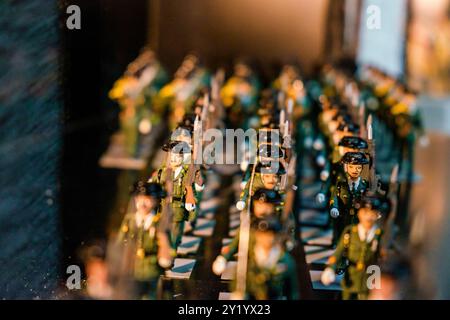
[{"left": 99, "top": 124, "right": 164, "bottom": 170}]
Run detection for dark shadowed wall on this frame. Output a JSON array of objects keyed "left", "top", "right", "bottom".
[
  {"left": 0, "top": 0, "right": 61, "bottom": 299},
  {"left": 149, "top": 0, "right": 329, "bottom": 77}
]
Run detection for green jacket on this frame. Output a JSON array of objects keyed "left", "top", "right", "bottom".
[
  {"left": 152, "top": 165, "right": 200, "bottom": 222},
  {"left": 231, "top": 235, "right": 299, "bottom": 300},
  {"left": 117, "top": 212, "right": 164, "bottom": 281},
  {"left": 330, "top": 175, "right": 368, "bottom": 224},
  {"left": 329, "top": 225, "right": 382, "bottom": 294}
]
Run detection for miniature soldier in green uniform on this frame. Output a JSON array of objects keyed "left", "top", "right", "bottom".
[
  {"left": 316, "top": 136, "right": 368, "bottom": 205},
  {"left": 329, "top": 152, "right": 369, "bottom": 246},
  {"left": 237, "top": 161, "right": 286, "bottom": 212},
  {"left": 234, "top": 217, "right": 299, "bottom": 300},
  {"left": 220, "top": 59, "right": 261, "bottom": 130},
  {"left": 149, "top": 141, "right": 204, "bottom": 251},
  {"left": 321, "top": 195, "right": 384, "bottom": 300},
  {"left": 153, "top": 54, "right": 210, "bottom": 131},
  {"left": 212, "top": 188, "right": 283, "bottom": 275},
  {"left": 117, "top": 181, "right": 170, "bottom": 299},
  {"left": 109, "top": 48, "right": 168, "bottom": 157}
]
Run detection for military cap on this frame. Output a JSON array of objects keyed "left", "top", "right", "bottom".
[
  {"left": 181, "top": 113, "right": 197, "bottom": 127},
  {"left": 258, "top": 128, "right": 281, "bottom": 145},
  {"left": 162, "top": 140, "right": 191, "bottom": 154},
  {"left": 130, "top": 180, "right": 167, "bottom": 198},
  {"left": 255, "top": 162, "right": 286, "bottom": 175},
  {"left": 251, "top": 216, "right": 282, "bottom": 233},
  {"left": 356, "top": 193, "right": 390, "bottom": 213},
  {"left": 172, "top": 126, "right": 193, "bottom": 140},
  {"left": 252, "top": 188, "right": 283, "bottom": 205},
  {"left": 341, "top": 152, "right": 369, "bottom": 165},
  {"left": 258, "top": 143, "right": 284, "bottom": 159},
  {"left": 337, "top": 122, "right": 360, "bottom": 133},
  {"left": 358, "top": 194, "right": 382, "bottom": 209},
  {"left": 338, "top": 136, "right": 368, "bottom": 149}
]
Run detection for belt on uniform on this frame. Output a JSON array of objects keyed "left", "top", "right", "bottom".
[{"left": 172, "top": 196, "right": 184, "bottom": 202}]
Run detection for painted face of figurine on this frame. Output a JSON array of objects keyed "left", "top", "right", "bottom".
[
  {"left": 358, "top": 207, "right": 378, "bottom": 229},
  {"left": 261, "top": 173, "right": 279, "bottom": 190},
  {"left": 253, "top": 200, "right": 275, "bottom": 219},
  {"left": 135, "top": 194, "right": 157, "bottom": 215},
  {"left": 254, "top": 230, "right": 276, "bottom": 252},
  {"left": 346, "top": 164, "right": 363, "bottom": 179},
  {"left": 169, "top": 152, "right": 184, "bottom": 168}
]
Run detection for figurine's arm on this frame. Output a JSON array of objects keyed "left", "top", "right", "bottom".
[
  {"left": 212, "top": 233, "right": 240, "bottom": 275},
  {"left": 223, "top": 232, "right": 240, "bottom": 261},
  {"left": 321, "top": 227, "right": 349, "bottom": 286},
  {"left": 329, "top": 184, "right": 340, "bottom": 217}
]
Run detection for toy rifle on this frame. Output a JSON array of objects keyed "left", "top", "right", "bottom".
[
  {"left": 367, "top": 115, "right": 378, "bottom": 193},
  {"left": 156, "top": 150, "right": 175, "bottom": 264},
  {"left": 185, "top": 93, "right": 208, "bottom": 206},
  {"left": 382, "top": 165, "right": 399, "bottom": 251},
  {"left": 234, "top": 157, "right": 258, "bottom": 299},
  {"left": 359, "top": 102, "right": 367, "bottom": 140}
]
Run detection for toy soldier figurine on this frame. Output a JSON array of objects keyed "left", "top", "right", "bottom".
[
  {"left": 329, "top": 152, "right": 369, "bottom": 246},
  {"left": 316, "top": 136, "right": 368, "bottom": 204},
  {"left": 233, "top": 217, "right": 299, "bottom": 300},
  {"left": 109, "top": 48, "right": 168, "bottom": 157},
  {"left": 117, "top": 181, "right": 170, "bottom": 299},
  {"left": 153, "top": 54, "right": 210, "bottom": 131},
  {"left": 321, "top": 195, "right": 384, "bottom": 300},
  {"left": 237, "top": 161, "right": 286, "bottom": 212},
  {"left": 220, "top": 59, "right": 260, "bottom": 129},
  {"left": 212, "top": 188, "right": 283, "bottom": 276},
  {"left": 150, "top": 141, "right": 204, "bottom": 251}
]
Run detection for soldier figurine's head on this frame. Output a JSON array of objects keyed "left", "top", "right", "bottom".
[
  {"left": 251, "top": 188, "right": 283, "bottom": 219},
  {"left": 338, "top": 136, "right": 368, "bottom": 156},
  {"left": 162, "top": 141, "right": 191, "bottom": 169},
  {"left": 131, "top": 181, "right": 166, "bottom": 215},
  {"left": 251, "top": 216, "right": 282, "bottom": 251},
  {"left": 256, "top": 162, "right": 286, "bottom": 190},
  {"left": 333, "top": 121, "right": 359, "bottom": 145},
  {"left": 357, "top": 195, "right": 383, "bottom": 229},
  {"left": 341, "top": 152, "right": 369, "bottom": 180},
  {"left": 258, "top": 143, "right": 284, "bottom": 165}
]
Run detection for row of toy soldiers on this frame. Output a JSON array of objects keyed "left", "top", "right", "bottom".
[
  {"left": 316, "top": 63, "right": 427, "bottom": 223},
  {"left": 212, "top": 64, "right": 313, "bottom": 300},
  {"left": 113, "top": 60, "right": 311, "bottom": 300},
  {"left": 112, "top": 55, "right": 408, "bottom": 300},
  {"left": 109, "top": 50, "right": 209, "bottom": 158},
  {"left": 305, "top": 63, "right": 416, "bottom": 299},
  {"left": 108, "top": 49, "right": 314, "bottom": 159}
]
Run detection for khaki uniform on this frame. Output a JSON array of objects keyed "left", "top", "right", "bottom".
[{"left": 328, "top": 225, "right": 382, "bottom": 300}]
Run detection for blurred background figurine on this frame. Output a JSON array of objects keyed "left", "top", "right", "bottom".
[
  {"left": 221, "top": 58, "right": 261, "bottom": 130},
  {"left": 78, "top": 241, "right": 114, "bottom": 300},
  {"left": 235, "top": 217, "right": 299, "bottom": 300},
  {"left": 154, "top": 54, "right": 210, "bottom": 131},
  {"left": 116, "top": 180, "right": 171, "bottom": 299},
  {"left": 109, "top": 47, "right": 169, "bottom": 158}
]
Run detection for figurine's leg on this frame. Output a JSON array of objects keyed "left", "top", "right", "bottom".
[
  {"left": 332, "top": 216, "right": 343, "bottom": 246},
  {"left": 171, "top": 220, "right": 184, "bottom": 250}
]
